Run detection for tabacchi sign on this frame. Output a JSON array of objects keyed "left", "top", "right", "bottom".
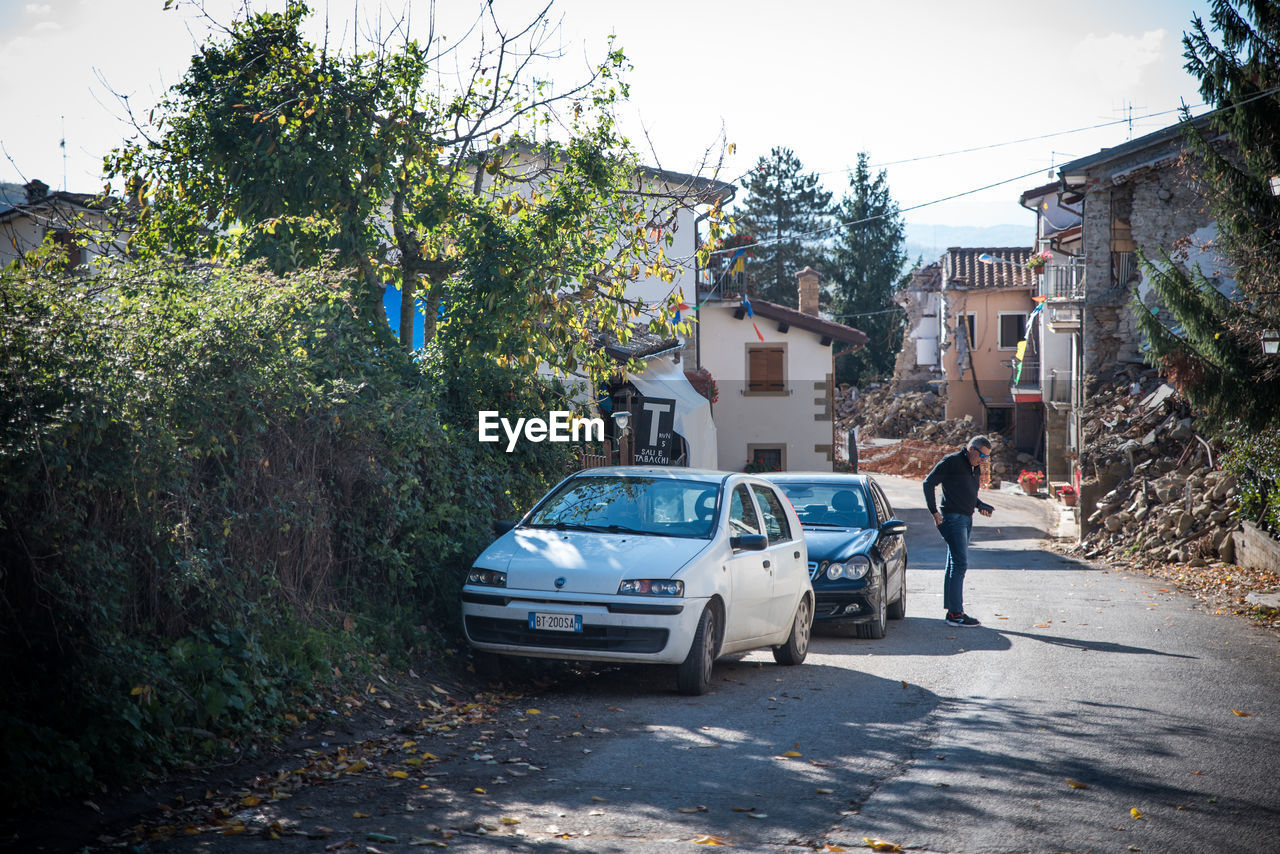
[{"left": 477, "top": 410, "right": 605, "bottom": 452}]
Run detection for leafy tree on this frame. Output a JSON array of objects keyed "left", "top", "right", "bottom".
[
  {"left": 828, "top": 152, "right": 907, "bottom": 385},
  {"left": 105, "top": 2, "right": 713, "bottom": 377},
  {"left": 729, "top": 147, "right": 832, "bottom": 306},
  {"left": 1134, "top": 0, "right": 1280, "bottom": 430},
  {"left": 0, "top": 256, "right": 577, "bottom": 806}
]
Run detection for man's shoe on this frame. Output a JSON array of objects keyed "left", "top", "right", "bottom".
[{"left": 945, "top": 611, "right": 981, "bottom": 627}]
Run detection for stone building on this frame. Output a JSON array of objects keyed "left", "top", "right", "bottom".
[
  {"left": 891, "top": 260, "right": 943, "bottom": 394},
  {"left": 1025, "top": 118, "right": 1226, "bottom": 532}
]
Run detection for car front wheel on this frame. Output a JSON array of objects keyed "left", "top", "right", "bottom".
[
  {"left": 856, "top": 568, "right": 888, "bottom": 639},
  {"left": 887, "top": 565, "right": 907, "bottom": 620},
  {"left": 676, "top": 604, "right": 719, "bottom": 695},
  {"left": 772, "top": 594, "right": 813, "bottom": 665}
]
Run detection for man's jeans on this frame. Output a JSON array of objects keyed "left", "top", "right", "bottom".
[{"left": 938, "top": 513, "right": 973, "bottom": 614}]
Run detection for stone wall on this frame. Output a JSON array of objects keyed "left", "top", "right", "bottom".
[{"left": 1081, "top": 162, "right": 1215, "bottom": 378}]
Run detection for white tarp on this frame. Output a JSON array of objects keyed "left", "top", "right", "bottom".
[{"left": 626, "top": 355, "right": 718, "bottom": 470}]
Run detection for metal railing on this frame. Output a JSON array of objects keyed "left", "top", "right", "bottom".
[
  {"left": 1011, "top": 359, "right": 1040, "bottom": 389},
  {"left": 1048, "top": 369, "right": 1074, "bottom": 404},
  {"left": 1111, "top": 251, "right": 1139, "bottom": 287},
  {"left": 1042, "top": 262, "right": 1086, "bottom": 301}
]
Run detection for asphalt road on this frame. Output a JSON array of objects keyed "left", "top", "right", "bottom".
[{"left": 128, "top": 474, "right": 1280, "bottom": 854}]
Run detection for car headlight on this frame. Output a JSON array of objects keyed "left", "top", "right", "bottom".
[
  {"left": 466, "top": 567, "right": 507, "bottom": 587},
  {"left": 826, "top": 556, "right": 871, "bottom": 581},
  {"left": 618, "top": 579, "right": 684, "bottom": 596}
]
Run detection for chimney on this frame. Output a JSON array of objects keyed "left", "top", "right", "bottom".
[
  {"left": 23, "top": 179, "right": 49, "bottom": 203},
  {"left": 797, "top": 266, "right": 821, "bottom": 316}
]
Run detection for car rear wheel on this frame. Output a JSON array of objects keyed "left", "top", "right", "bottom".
[
  {"left": 676, "top": 605, "right": 719, "bottom": 695},
  {"left": 772, "top": 594, "right": 813, "bottom": 665},
  {"left": 855, "top": 568, "right": 888, "bottom": 639},
  {"left": 887, "top": 566, "right": 907, "bottom": 620}
]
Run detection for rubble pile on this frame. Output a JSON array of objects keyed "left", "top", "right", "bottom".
[
  {"left": 836, "top": 384, "right": 1031, "bottom": 484},
  {"left": 858, "top": 440, "right": 956, "bottom": 481},
  {"left": 838, "top": 384, "right": 944, "bottom": 440},
  {"left": 1075, "top": 369, "right": 1239, "bottom": 567}
]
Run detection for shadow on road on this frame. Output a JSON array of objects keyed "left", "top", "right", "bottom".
[
  {"left": 992, "top": 628, "right": 1198, "bottom": 659},
  {"left": 812, "top": 616, "right": 1012, "bottom": 655}
]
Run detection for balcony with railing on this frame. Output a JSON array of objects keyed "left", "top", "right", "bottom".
[
  {"left": 1047, "top": 369, "right": 1075, "bottom": 405},
  {"left": 1009, "top": 358, "right": 1040, "bottom": 397},
  {"left": 1046, "top": 303, "right": 1082, "bottom": 333},
  {"left": 1041, "top": 261, "right": 1086, "bottom": 301}
]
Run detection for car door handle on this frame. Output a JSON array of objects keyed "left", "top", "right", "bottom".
[{"left": 762, "top": 560, "right": 771, "bottom": 569}]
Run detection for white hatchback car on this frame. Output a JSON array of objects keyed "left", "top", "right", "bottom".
[{"left": 461, "top": 467, "right": 814, "bottom": 695}]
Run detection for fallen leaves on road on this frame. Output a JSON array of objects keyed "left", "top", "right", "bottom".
[
  {"left": 693, "top": 834, "right": 731, "bottom": 845},
  {"left": 1065, "top": 778, "right": 1089, "bottom": 790},
  {"left": 1130, "top": 807, "right": 1145, "bottom": 819},
  {"left": 862, "top": 838, "right": 903, "bottom": 852},
  {"left": 1231, "top": 709, "right": 1253, "bottom": 716},
  {"left": 1098, "top": 557, "right": 1280, "bottom": 631}
]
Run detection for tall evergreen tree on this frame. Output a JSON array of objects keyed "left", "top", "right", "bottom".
[
  {"left": 730, "top": 147, "right": 833, "bottom": 306},
  {"left": 829, "top": 152, "right": 907, "bottom": 385},
  {"left": 1134, "top": 0, "right": 1280, "bottom": 430}
]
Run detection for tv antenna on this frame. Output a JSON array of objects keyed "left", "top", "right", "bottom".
[
  {"left": 1115, "top": 101, "right": 1146, "bottom": 141},
  {"left": 60, "top": 115, "right": 67, "bottom": 190}
]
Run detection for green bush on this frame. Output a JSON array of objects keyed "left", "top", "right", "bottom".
[
  {"left": 0, "top": 258, "right": 572, "bottom": 806},
  {"left": 1221, "top": 421, "right": 1280, "bottom": 537}
]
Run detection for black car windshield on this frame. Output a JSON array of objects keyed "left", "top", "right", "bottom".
[
  {"left": 526, "top": 476, "right": 720, "bottom": 539},
  {"left": 773, "top": 482, "right": 870, "bottom": 529}
]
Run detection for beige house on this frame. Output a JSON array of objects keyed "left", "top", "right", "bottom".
[
  {"left": 935, "top": 248, "right": 1042, "bottom": 453},
  {"left": 696, "top": 267, "right": 867, "bottom": 472}
]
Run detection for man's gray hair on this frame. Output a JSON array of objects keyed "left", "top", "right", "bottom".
[{"left": 968, "top": 435, "right": 992, "bottom": 451}]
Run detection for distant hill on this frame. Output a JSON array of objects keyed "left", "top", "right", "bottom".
[
  {"left": 0, "top": 182, "right": 26, "bottom": 211},
  {"left": 902, "top": 223, "right": 1034, "bottom": 267}
]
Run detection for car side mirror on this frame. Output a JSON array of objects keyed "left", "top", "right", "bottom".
[
  {"left": 879, "top": 520, "right": 907, "bottom": 536},
  {"left": 493, "top": 520, "right": 516, "bottom": 537},
  {"left": 730, "top": 534, "right": 768, "bottom": 551}
]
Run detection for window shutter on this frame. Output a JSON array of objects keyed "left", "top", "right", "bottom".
[{"left": 749, "top": 347, "right": 784, "bottom": 392}]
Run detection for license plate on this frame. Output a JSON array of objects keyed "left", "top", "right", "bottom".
[{"left": 528, "top": 612, "right": 582, "bottom": 632}]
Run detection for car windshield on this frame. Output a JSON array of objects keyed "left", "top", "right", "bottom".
[
  {"left": 773, "top": 482, "right": 870, "bottom": 529},
  {"left": 525, "top": 476, "right": 720, "bottom": 539}
]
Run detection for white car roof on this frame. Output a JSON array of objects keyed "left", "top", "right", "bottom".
[{"left": 571, "top": 466, "right": 733, "bottom": 483}]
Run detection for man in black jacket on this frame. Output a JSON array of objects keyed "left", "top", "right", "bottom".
[{"left": 923, "top": 435, "right": 995, "bottom": 627}]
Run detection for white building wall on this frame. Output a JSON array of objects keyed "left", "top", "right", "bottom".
[{"left": 698, "top": 302, "right": 834, "bottom": 473}]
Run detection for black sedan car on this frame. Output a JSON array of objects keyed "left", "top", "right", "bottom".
[{"left": 762, "top": 473, "right": 907, "bottom": 638}]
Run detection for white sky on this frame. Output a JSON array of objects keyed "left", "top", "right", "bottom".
[{"left": 0, "top": 0, "right": 1215, "bottom": 230}]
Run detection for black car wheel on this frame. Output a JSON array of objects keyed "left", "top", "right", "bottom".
[
  {"left": 887, "top": 564, "right": 907, "bottom": 620},
  {"left": 676, "top": 604, "right": 719, "bottom": 695},
  {"left": 855, "top": 568, "right": 888, "bottom": 639}
]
